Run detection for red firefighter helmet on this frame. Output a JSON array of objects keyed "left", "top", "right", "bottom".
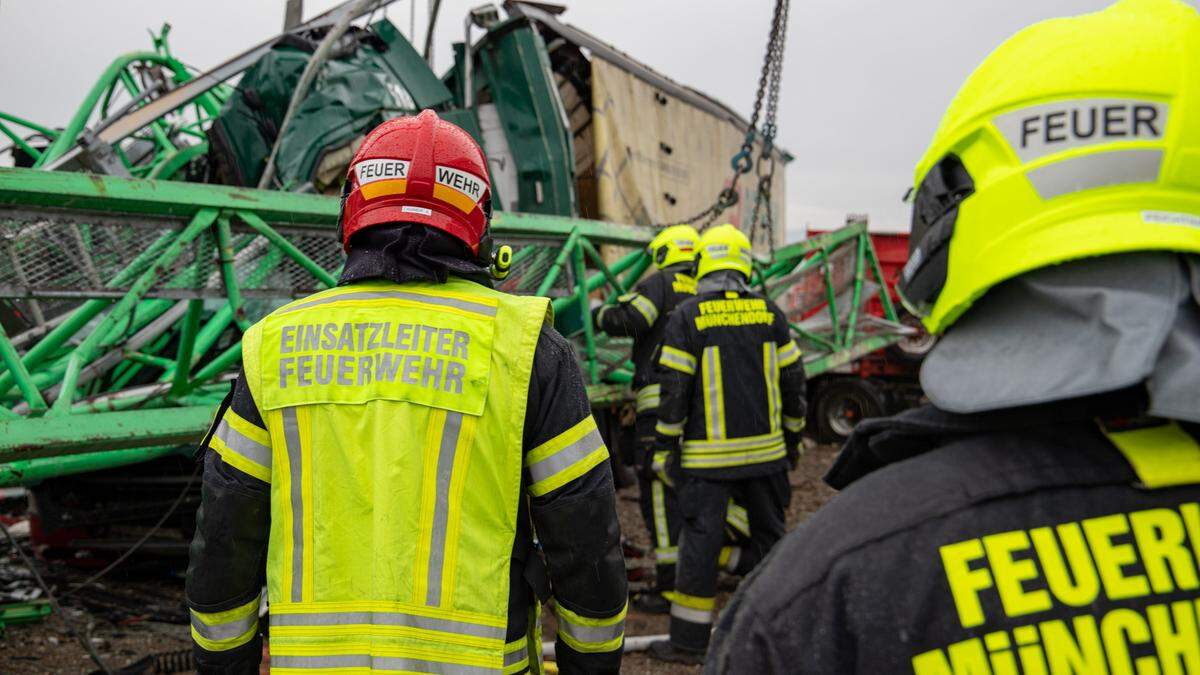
[{"left": 339, "top": 110, "right": 492, "bottom": 253}]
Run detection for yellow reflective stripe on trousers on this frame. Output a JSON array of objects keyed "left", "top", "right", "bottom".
[
  {"left": 555, "top": 602, "right": 627, "bottom": 654},
  {"left": 659, "top": 345, "right": 696, "bottom": 375},
  {"left": 725, "top": 500, "right": 750, "bottom": 537},
  {"left": 635, "top": 384, "right": 661, "bottom": 413},
  {"left": 762, "top": 342, "right": 780, "bottom": 433},
  {"left": 778, "top": 339, "right": 802, "bottom": 368},
  {"left": 719, "top": 546, "right": 742, "bottom": 573},
  {"left": 651, "top": 479, "right": 674, "bottom": 564},
  {"left": 210, "top": 408, "right": 272, "bottom": 483},
  {"left": 191, "top": 593, "right": 260, "bottom": 652},
  {"left": 665, "top": 591, "right": 713, "bottom": 625},
  {"left": 1105, "top": 421, "right": 1200, "bottom": 488},
  {"left": 525, "top": 416, "right": 608, "bottom": 496},
  {"left": 702, "top": 346, "right": 725, "bottom": 440}
]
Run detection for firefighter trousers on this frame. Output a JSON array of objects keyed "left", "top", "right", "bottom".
[
  {"left": 669, "top": 469, "right": 791, "bottom": 652},
  {"left": 636, "top": 413, "right": 682, "bottom": 589}
]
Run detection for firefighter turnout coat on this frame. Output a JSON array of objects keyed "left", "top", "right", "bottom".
[
  {"left": 707, "top": 393, "right": 1200, "bottom": 674},
  {"left": 594, "top": 261, "right": 696, "bottom": 416},
  {"left": 186, "top": 276, "right": 627, "bottom": 674},
  {"left": 655, "top": 279, "right": 807, "bottom": 478}
]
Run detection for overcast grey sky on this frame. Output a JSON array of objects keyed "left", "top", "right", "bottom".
[{"left": 2, "top": 0, "right": 1189, "bottom": 239}]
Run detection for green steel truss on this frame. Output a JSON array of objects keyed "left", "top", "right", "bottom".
[{"left": 0, "top": 167, "right": 904, "bottom": 486}]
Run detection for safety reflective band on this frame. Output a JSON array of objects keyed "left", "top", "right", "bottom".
[
  {"left": 719, "top": 546, "right": 742, "bottom": 573},
  {"left": 525, "top": 416, "right": 609, "bottom": 497},
  {"left": 269, "top": 608, "right": 506, "bottom": 641},
  {"left": 209, "top": 408, "right": 272, "bottom": 483},
  {"left": 659, "top": 345, "right": 697, "bottom": 375},
  {"left": 777, "top": 340, "right": 802, "bottom": 368},
  {"left": 682, "top": 432, "right": 786, "bottom": 469},
  {"left": 555, "top": 602, "right": 627, "bottom": 654},
  {"left": 1105, "top": 421, "right": 1200, "bottom": 488},
  {"left": 1026, "top": 148, "right": 1164, "bottom": 200},
  {"left": 620, "top": 292, "right": 659, "bottom": 326},
  {"left": 725, "top": 500, "right": 750, "bottom": 538},
  {"left": 635, "top": 384, "right": 662, "bottom": 413},
  {"left": 281, "top": 407, "right": 308, "bottom": 603},
  {"left": 651, "top": 480, "right": 673, "bottom": 558},
  {"left": 784, "top": 415, "right": 806, "bottom": 433},
  {"left": 656, "top": 419, "right": 684, "bottom": 437},
  {"left": 283, "top": 289, "right": 499, "bottom": 318},
  {"left": 424, "top": 411, "right": 463, "bottom": 606},
  {"left": 702, "top": 346, "right": 725, "bottom": 440},
  {"left": 594, "top": 305, "right": 611, "bottom": 326},
  {"left": 190, "top": 593, "right": 261, "bottom": 652},
  {"left": 655, "top": 547, "right": 679, "bottom": 564},
  {"left": 269, "top": 654, "right": 498, "bottom": 673},
  {"left": 503, "top": 638, "right": 529, "bottom": 674},
  {"left": 762, "top": 343, "right": 780, "bottom": 433},
  {"left": 666, "top": 591, "right": 714, "bottom": 625}
]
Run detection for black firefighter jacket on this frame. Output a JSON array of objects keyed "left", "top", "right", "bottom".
[{"left": 706, "top": 389, "right": 1200, "bottom": 674}]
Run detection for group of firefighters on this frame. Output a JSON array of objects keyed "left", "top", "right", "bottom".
[{"left": 186, "top": 0, "right": 1200, "bottom": 672}]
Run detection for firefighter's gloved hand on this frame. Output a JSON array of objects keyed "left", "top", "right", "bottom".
[{"left": 650, "top": 450, "right": 675, "bottom": 487}]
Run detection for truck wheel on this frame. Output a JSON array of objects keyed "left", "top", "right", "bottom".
[
  {"left": 812, "top": 378, "right": 887, "bottom": 444},
  {"left": 887, "top": 312, "right": 937, "bottom": 363}
]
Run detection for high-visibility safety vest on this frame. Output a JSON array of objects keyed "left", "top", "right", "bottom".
[{"left": 238, "top": 277, "right": 550, "bottom": 674}]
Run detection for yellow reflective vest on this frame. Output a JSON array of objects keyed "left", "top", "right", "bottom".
[{"left": 238, "top": 277, "right": 549, "bottom": 673}]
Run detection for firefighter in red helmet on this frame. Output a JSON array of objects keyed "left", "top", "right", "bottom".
[{"left": 187, "top": 111, "right": 627, "bottom": 674}]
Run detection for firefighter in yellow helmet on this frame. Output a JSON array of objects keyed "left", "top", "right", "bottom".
[
  {"left": 709, "top": 1, "right": 1200, "bottom": 672},
  {"left": 646, "top": 224, "right": 808, "bottom": 664},
  {"left": 186, "top": 111, "right": 627, "bottom": 674},
  {"left": 592, "top": 224, "right": 697, "bottom": 611}
]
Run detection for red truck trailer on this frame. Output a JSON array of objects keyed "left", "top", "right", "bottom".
[{"left": 802, "top": 226, "right": 935, "bottom": 442}]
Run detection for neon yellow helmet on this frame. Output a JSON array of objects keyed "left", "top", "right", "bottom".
[
  {"left": 696, "top": 224, "right": 753, "bottom": 280},
  {"left": 648, "top": 224, "right": 699, "bottom": 269},
  {"left": 898, "top": 0, "right": 1200, "bottom": 335}
]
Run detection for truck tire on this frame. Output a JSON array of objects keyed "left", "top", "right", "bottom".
[
  {"left": 812, "top": 378, "right": 887, "bottom": 444},
  {"left": 887, "top": 312, "right": 937, "bottom": 363}
]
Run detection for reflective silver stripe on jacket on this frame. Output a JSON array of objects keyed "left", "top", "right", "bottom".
[
  {"left": 636, "top": 384, "right": 661, "bottom": 413},
  {"left": 683, "top": 432, "right": 784, "bottom": 453},
  {"left": 628, "top": 294, "right": 660, "bottom": 325},
  {"left": 558, "top": 616, "right": 625, "bottom": 646},
  {"left": 504, "top": 642, "right": 528, "bottom": 668},
  {"left": 270, "top": 610, "right": 505, "bottom": 640},
  {"left": 214, "top": 418, "right": 272, "bottom": 468},
  {"left": 284, "top": 290, "right": 498, "bottom": 317},
  {"left": 526, "top": 427, "right": 604, "bottom": 486},
  {"left": 427, "top": 412, "right": 463, "bottom": 607},
  {"left": 190, "top": 609, "right": 257, "bottom": 642},
  {"left": 270, "top": 654, "right": 497, "bottom": 674},
  {"left": 282, "top": 407, "right": 304, "bottom": 602}
]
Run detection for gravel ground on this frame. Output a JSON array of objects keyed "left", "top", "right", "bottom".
[{"left": 0, "top": 443, "right": 841, "bottom": 673}]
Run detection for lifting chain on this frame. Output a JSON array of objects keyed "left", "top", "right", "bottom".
[{"left": 649, "top": 0, "right": 791, "bottom": 244}]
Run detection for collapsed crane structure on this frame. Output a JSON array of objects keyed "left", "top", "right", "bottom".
[{"left": 0, "top": 0, "right": 908, "bottom": 549}]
